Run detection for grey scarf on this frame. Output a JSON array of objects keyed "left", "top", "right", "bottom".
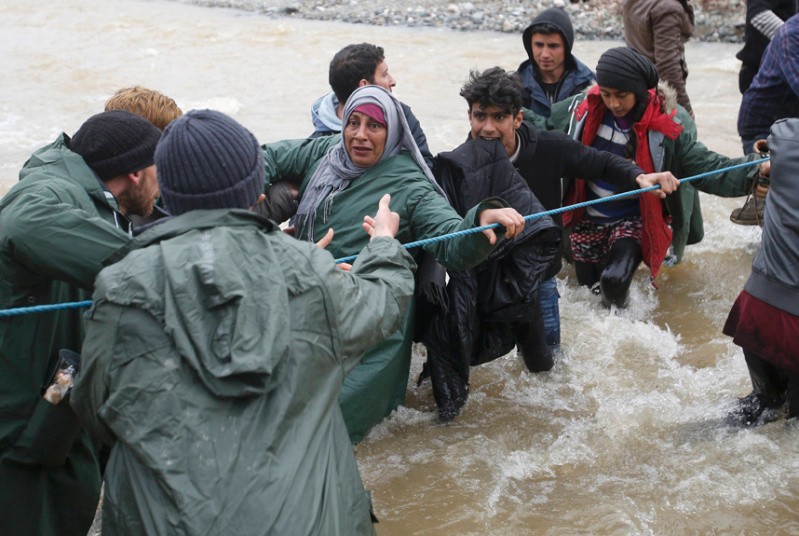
[{"left": 293, "top": 85, "right": 444, "bottom": 240}]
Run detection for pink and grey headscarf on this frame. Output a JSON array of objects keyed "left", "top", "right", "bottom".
[{"left": 293, "top": 85, "right": 444, "bottom": 240}]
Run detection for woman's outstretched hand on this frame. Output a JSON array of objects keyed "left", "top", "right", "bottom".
[{"left": 363, "top": 194, "right": 400, "bottom": 240}]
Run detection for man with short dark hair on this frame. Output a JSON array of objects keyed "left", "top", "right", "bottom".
[
  {"left": 422, "top": 67, "right": 677, "bottom": 421},
  {"left": 310, "top": 42, "right": 434, "bottom": 169},
  {"left": 516, "top": 7, "right": 595, "bottom": 118},
  {"left": 0, "top": 110, "right": 162, "bottom": 536}
]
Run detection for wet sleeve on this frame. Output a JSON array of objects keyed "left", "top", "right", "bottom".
[
  {"left": 261, "top": 136, "right": 339, "bottom": 188},
  {"left": 650, "top": 9, "right": 693, "bottom": 115},
  {"left": 0, "top": 188, "right": 130, "bottom": 290},
  {"left": 70, "top": 299, "right": 118, "bottom": 447},
  {"left": 310, "top": 238, "right": 416, "bottom": 372},
  {"left": 557, "top": 133, "right": 643, "bottom": 191},
  {"left": 673, "top": 132, "right": 758, "bottom": 197},
  {"left": 409, "top": 186, "right": 505, "bottom": 270}
]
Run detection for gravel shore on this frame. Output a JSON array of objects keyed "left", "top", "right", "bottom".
[{"left": 182, "top": 0, "right": 747, "bottom": 42}]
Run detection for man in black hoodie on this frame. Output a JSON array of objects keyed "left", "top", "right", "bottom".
[{"left": 516, "top": 7, "right": 595, "bottom": 118}]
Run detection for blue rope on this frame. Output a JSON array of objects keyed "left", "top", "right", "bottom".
[
  {"left": 0, "top": 158, "right": 767, "bottom": 317},
  {"left": 0, "top": 300, "right": 93, "bottom": 317},
  {"left": 335, "top": 157, "right": 768, "bottom": 264}
]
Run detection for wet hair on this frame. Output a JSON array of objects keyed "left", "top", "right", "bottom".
[
  {"left": 104, "top": 86, "right": 183, "bottom": 131},
  {"left": 459, "top": 67, "right": 524, "bottom": 116},
  {"left": 328, "top": 43, "right": 385, "bottom": 104}
]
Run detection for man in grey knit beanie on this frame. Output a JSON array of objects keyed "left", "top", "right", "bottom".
[{"left": 155, "top": 109, "right": 264, "bottom": 215}]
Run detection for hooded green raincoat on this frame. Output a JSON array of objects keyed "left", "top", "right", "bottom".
[
  {"left": 0, "top": 134, "right": 132, "bottom": 535},
  {"left": 71, "top": 210, "right": 416, "bottom": 535}
]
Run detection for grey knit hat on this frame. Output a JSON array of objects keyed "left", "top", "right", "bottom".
[
  {"left": 70, "top": 110, "right": 161, "bottom": 181},
  {"left": 595, "top": 47, "right": 659, "bottom": 95},
  {"left": 155, "top": 109, "right": 264, "bottom": 216}
]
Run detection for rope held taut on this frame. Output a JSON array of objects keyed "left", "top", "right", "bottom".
[
  {"left": 0, "top": 300, "right": 94, "bottom": 317},
  {"left": 335, "top": 158, "right": 768, "bottom": 263},
  {"left": 0, "top": 158, "right": 767, "bottom": 317}
]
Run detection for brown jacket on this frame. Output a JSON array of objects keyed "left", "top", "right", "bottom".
[{"left": 622, "top": 0, "right": 694, "bottom": 115}]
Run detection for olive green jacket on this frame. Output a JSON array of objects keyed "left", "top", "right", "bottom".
[{"left": 262, "top": 136, "right": 504, "bottom": 442}]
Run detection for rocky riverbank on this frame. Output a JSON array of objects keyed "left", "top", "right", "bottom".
[{"left": 181, "top": 0, "right": 747, "bottom": 42}]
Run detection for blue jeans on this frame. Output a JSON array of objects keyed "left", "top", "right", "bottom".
[{"left": 538, "top": 277, "right": 560, "bottom": 349}]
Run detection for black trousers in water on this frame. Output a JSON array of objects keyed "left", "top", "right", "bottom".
[
  {"left": 744, "top": 350, "right": 799, "bottom": 418},
  {"left": 574, "top": 237, "right": 643, "bottom": 308}
]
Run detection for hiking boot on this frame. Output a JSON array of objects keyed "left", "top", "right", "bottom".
[
  {"left": 726, "top": 392, "right": 785, "bottom": 427},
  {"left": 730, "top": 194, "right": 766, "bottom": 226}
]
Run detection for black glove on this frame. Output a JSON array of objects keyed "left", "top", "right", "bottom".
[{"left": 253, "top": 181, "right": 298, "bottom": 224}]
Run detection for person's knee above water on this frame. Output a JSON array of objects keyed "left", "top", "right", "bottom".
[
  {"left": 264, "top": 85, "right": 526, "bottom": 443},
  {"left": 309, "top": 42, "right": 434, "bottom": 170},
  {"left": 545, "top": 46, "right": 763, "bottom": 306},
  {"left": 72, "top": 109, "right": 418, "bottom": 535}
]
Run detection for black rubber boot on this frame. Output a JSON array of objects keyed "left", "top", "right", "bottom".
[
  {"left": 727, "top": 350, "right": 789, "bottom": 426},
  {"left": 727, "top": 392, "right": 785, "bottom": 427}
]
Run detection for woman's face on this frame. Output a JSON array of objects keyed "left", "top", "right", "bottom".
[
  {"left": 598, "top": 86, "right": 637, "bottom": 118},
  {"left": 344, "top": 111, "right": 387, "bottom": 168}
]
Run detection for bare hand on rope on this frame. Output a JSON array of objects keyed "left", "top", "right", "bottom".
[
  {"left": 635, "top": 171, "right": 680, "bottom": 199},
  {"left": 478, "top": 207, "right": 526, "bottom": 245}
]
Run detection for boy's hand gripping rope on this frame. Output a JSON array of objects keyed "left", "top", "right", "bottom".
[{"left": 0, "top": 158, "right": 767, "bottom": 317}]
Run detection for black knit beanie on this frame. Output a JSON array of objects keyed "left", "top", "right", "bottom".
[
  {"left": 523, "top": 7, "right": 575, "bottom": 59},
  {"left": 70, "top": 110, "right": 161, "bottom": 181},
  {"left": 595, "top": 47, "right": 659, "bottom": 95},
  {"left": 155, "top": 109, "right": 264, "bottom": 216}
]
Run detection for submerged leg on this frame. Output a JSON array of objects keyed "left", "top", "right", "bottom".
[
  {"left": 728, "top": 350, "right": 788, "bottom": 426},
  {"left": 599, "top": 237, "right": 642, "bottom": 308},
  {"left": 513, "top": 294, "right": 553, "bottom": 373},
  {"left": 538, "top": 276, "right": 561, "bottom": 351},
  {"left": 574, "top": 260, "right": 600, "bottom": 288}
]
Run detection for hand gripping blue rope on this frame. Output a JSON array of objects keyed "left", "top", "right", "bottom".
[
  {"left": 335, "top": 158, "right": 768, "bottom": 264},
  {"left": 0, "top": 158, "right": 767, "bottom": 317}
]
